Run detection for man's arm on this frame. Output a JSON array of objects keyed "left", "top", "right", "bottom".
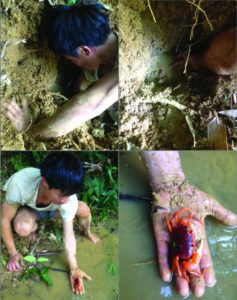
[
  {"left": 1, "top": 201, "right": 22, "bottom": 271},
  {"left": 29, "top": 69, "right": 118, "bottom": 139},
  {"left": 63, "top": 220, "right": 78, "bottom": 270},
  {"left": 1, "top": 201, "right": 19, "bottom": 256},
  {"left": 63, "top": 220, "right": 91, "bottom": 295}
]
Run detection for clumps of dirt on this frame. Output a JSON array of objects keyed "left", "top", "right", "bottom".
[
  {"left": 120, "top": 0, "right": 236, "bottom": 149},
  {"left": 1, "top": 0, "right": 118, "bottom": 150}
]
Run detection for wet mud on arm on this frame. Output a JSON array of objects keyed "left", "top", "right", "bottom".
[{"left": 28, "top": 69, "right": 118, "bottom": 140}]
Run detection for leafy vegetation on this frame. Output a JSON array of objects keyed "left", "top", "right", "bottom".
[
  {"left": 107, "top": 262, "right": 117, "bottom": 275},
  {"left": 22, "top": 255, "right": 52, "bottom": 286},
  {"left": 67, "top": 0, "right": 77, "bottom": 5}
]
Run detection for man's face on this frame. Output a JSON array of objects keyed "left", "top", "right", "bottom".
[
  {"left": 46, "top": 188, "right": 69, "bottom": 205},
  {"left": 65, "top": 46, "right": 99, "bottom": 70}
]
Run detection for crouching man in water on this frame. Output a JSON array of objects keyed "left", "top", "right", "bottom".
[
  {"left": 5, "top": 3, "right": 118, "bottom": 140},
  {"left": 1, "top": 152, "right": 99, "bottom": 295}
]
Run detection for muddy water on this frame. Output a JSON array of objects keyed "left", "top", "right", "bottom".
[
  {"left": 1, "top": 227, "right": 118, "bottom": 300},
  {"left": 119, "top": 151, "right": 237, "bottom": 300}
]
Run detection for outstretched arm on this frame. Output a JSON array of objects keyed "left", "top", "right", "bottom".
[
  {"left": 63, "top": 221, "right": 91, "bottom": 295},
  {"left": 5, "top": 69, "right": 118, "bottom": 139},
  {"left": 141, "top": 151, "right": 237, "bottom": 298}
]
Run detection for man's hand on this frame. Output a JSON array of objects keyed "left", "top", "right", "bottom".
[
  {"left": 7, "top": 252, "right": 23, "bottom": 272},
  {"left": 4, "top": 98, "right": 32, "bottom": 132},
  {"left": 70, "top": 267, "right": 92, "bottom": 295},
  {"left": 153, "top": 183, "right": 237, "bottom": 298}
]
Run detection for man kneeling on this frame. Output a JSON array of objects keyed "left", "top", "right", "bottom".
[{"left": 1, "top": 152, "right": 99, "bottom": 295}]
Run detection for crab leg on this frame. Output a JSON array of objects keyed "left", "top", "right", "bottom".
[
  {"left": 182, "top": 239, "right": 203, "bottom": 271},
  {"left": 165, "top": 212, "right": 172, "bottom": 233}
]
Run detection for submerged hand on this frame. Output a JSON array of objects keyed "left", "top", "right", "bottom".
[
  {"left": 152, "top": 182, "right": 237, "bottom": 298},
  {"left": 7, "top": 252, "right": 23, "bottom": 272},
  {"left": 70, "top": 267, "right": 92, "bottom": 295}
]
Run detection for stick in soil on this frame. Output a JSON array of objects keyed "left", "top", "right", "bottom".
[{"left": 147, "top": 0, "right": 157, "bottom": 24}]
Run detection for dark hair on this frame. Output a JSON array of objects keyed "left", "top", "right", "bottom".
[
  {"left": 46, "top": 3, "right": 111, "bottom": 56},
  {"left": 40, "top": 152, "right": 84, "bottom": 195}
]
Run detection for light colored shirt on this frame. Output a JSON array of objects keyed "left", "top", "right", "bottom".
[{"left": 3, "top": 167, "right": 78, "bottom": 222}]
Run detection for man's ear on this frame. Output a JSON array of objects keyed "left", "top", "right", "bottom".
[
  {"left": 41, "top": 177, "right": 49, "bottom": 188},
  {"left": 78, "top": 46, "right": 92, "bottom": 56}
]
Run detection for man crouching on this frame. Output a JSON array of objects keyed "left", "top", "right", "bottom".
[{"left": 1, "top": 152, "right": 99, "bottom": 295}]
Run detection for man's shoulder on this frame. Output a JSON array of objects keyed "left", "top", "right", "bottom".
[
  {"left": 15, "top": 167, "right": 40, "bottom": 176},
  {"left": 3, "top": 167, "right": 41, "bottom": 192}
]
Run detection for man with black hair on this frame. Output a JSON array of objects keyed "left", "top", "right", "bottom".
[
  {"left": 5, "top": 3, "right": 118, "bottom": 140},
  {"left": 1, "top": 152, "right": 99, "bottom": 295}
]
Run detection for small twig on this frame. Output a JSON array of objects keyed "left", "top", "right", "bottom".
[
  {"left": 155, "top": 97, "right": 187, "bottom": 111},
  {"left": 183, "top": 46, "right": 192, "bottom": 74},
  {"left": 5, "top": 0, "right": 12, "bottom": 11},
  {"left": 185, "top": 115, "right": 197, "bottom": 147},
  {"left": 29, "top": 224, "right": 46, "bottom": 256},
  {"left": 51, "top": 92, "right": 69, "bottom": 102},
  {"left": 48, "top": 0, "right": 58, "bottom": 6},
  {"left": 48, "top": 267, "right": 68, "bottom": 273},
  {"left": 147, "top": 0, "right": 156, "bottom": 24},
  {"left": 13, "top": 0, "right": 25, "bottom": 10},
  {"left": 129, "top": 260, "right": 156, "bottom": 267},
  {"left": 189, "top": 0, "right": 201, "bottom": 40},
  {"left": 1, "top": 39, "right": 27, "bottom": 59},
  {"left": 186, "top": 0, "right": 213, "bottom": 31}
]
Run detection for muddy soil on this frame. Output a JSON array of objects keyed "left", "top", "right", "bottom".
[
  {"left": 0, "top": 220, "right": 118, "bottom": 300},
  {"left": 1, "top": 0, "right": 118, "bottom": 150},
  {"left": 120, "top": 0, "right": 237, "bottom": 150}
]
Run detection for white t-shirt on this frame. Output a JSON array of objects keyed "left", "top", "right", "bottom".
[{"left": 3, "top": 167, "right": 79, "bottom": 222}]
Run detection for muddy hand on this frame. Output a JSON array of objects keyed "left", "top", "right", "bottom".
[
  {"left": 7, "top": 252, "right": 23, "bottom": 272},
  {"left": 70, "top": 268, "right": 92, "bottom": 295},
  {"left": 153, "top": 184, "right": 237, "bottom": 298},
  {"left": 4, "top": 98, "right": 31, "bottom": 131}
]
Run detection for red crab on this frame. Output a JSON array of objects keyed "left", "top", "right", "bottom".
[
  {"left": 73, "top": 276, "right": 83, "bottom": 293},
  {"left": 165, "top": 208, "right": 204, "bottom": 282}
]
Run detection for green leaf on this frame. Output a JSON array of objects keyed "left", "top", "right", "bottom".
[
  {"left": 23, "top": 255, "right": 36, "bottom": 263},
  {"left": 67, "top": 0, "right": 77, "bottom": 6},
  {"left": 29, "top": 267, "right": 40, "bottom": 274},
  {"left": 108, "top": 263, "right": 117, "bottom": 275},
  {"left": 37, "top": 257, "right": 49, "bottom": 263},
  {"left": 41, "top": 267, "right": 49, "bottom": 275},
  {"left": 55, "top": 227, "right": 62, "bottom": 243},
  {"left": 21, "top": 271, "right": 30, "bottom": 280},
  {"left": 41, "top": 272, "right": 53, "bottom": 286},
  {"left": 0, "top": 256, "right": 7, "bottom": 267}
]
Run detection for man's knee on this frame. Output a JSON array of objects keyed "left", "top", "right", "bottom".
[
  {"left": 14, "top": 221, "right": 37, "bottom": 237},
  {"left": 13, "top": 208, "right": 38, "bottom": 237},
  {"left": 77, "top": 202, "right": 91, "bottom": 218}
]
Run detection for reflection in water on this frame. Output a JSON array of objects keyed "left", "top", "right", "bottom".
[
  {"left": 160, "top": 285, "right": 173, "bottom": 298},
  {"left": 119, "top": 151, "right": 237, "bottom": 300}
]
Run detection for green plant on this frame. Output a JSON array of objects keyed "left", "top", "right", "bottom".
[
  {"left": 22, "top": 255, "right": 53, "bottom": 286},
  {"left": 67, "top": 0, "right": 78, "bottom": 6},
  {"left": 54, "top": 227, "right": 62, "bottom": 243},
  {"left": 107, "top": 262, "right": 117, "bottom": 275},
  {"left": 79, "top": 158, "right": 118, "bottom": 222},
  {"left": 0, "top": 256, "right": 7, "bottom": 267},
  {"left": 10, "top": 154, "right": 28, "bottom": 172}
]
